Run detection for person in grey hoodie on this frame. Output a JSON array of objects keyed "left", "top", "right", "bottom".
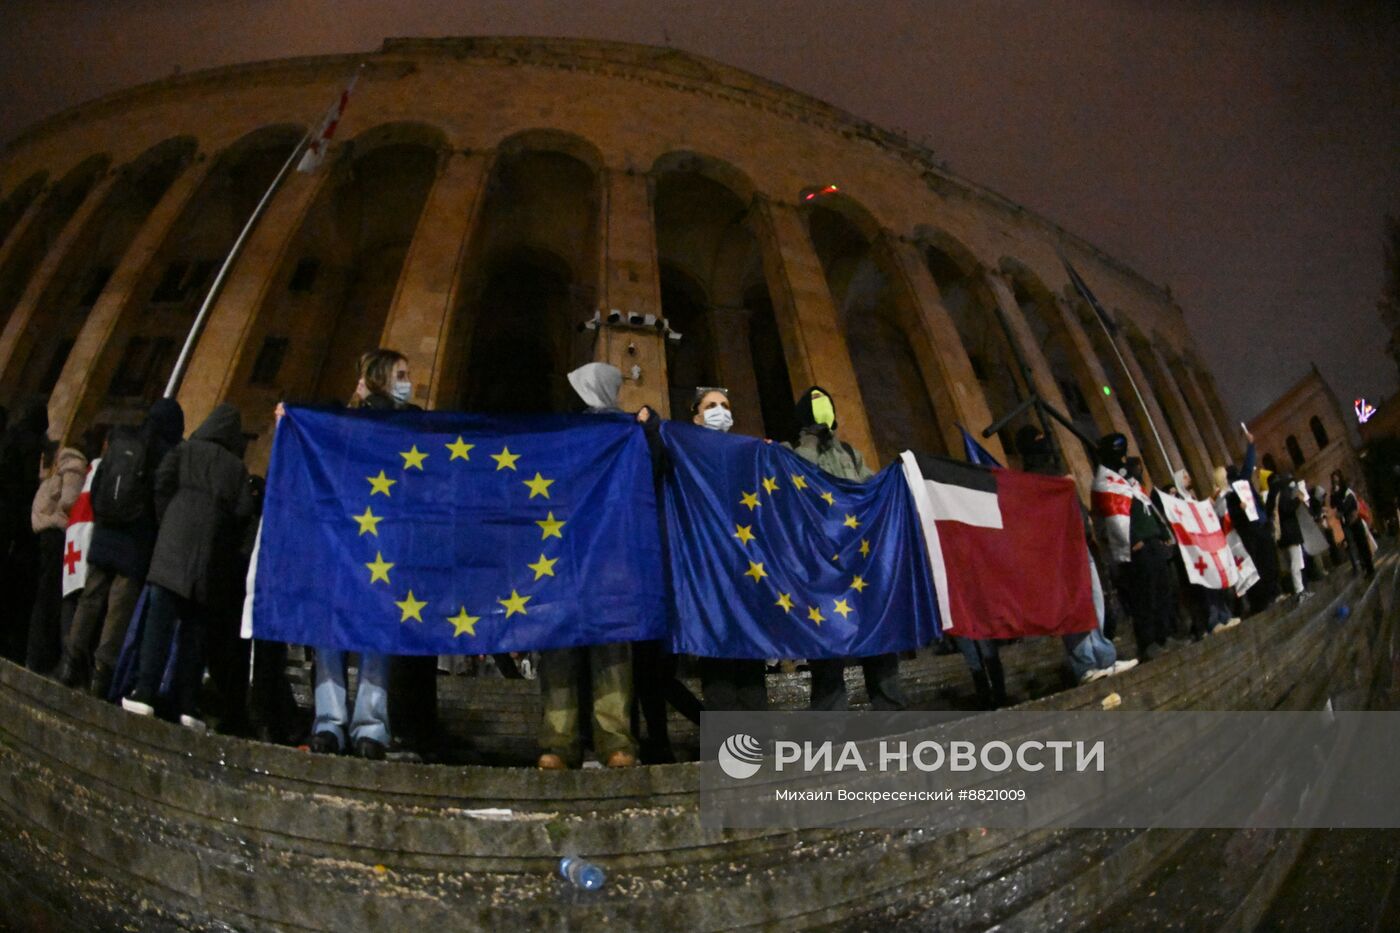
[{"left": 122, "top": 403, "right": 254, "bottom": 729}]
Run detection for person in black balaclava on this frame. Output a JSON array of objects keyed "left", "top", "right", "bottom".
[
  {"left": 785, "top": 386, "right": 908, "bottom": 712},
  {"left": 1331, "top": 470, "right": 1375, "bottom": 578},
  {"left": 1221, "top": 425, "right": 1280, "bottom": 612}
]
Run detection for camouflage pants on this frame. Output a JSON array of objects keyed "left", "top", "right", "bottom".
[{"left": 539, "top": 642, "right": 635, "bottom": 764}]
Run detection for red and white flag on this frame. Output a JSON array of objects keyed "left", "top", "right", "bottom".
[
  {"left": 297, "top": 73, "right": 359, "bottom": 173},
  {"left": 1091, "top": 464, "right": 1150, "bottom": 565},
  {"left": 902, "top": 452, "right": 1095, "bottom": 640},
  {"left": 61, "top": 458, "right": 99, "bottom": 598},
  {"left": 1157, "top": 489, "right": 1239, "bottom": 591},
  {"left": 1214, "top": 493, "right": 1261, "bottom": 597}
]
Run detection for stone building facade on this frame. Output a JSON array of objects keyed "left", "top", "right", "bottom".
[
  {"left": 1248, "top": 366, "right": 1366, "bottom": 500},
  {"left": 0, "top": 37, "right": 1238, "bottom": 496}
]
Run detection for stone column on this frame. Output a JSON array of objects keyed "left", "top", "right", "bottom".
[
  {"left": 174, "top": 165, "right": 332, "bottom": 430},
  {"left": 707, "top": 305, "right": 765, "bottom": 437},
  {"left": 0, "top": 168, "right": 120, "bottom": 395},
  {"left": 375, "top": 149, "right": 493, "bottom": 412},
  {"left": 878, "top": 236, "right": 1006, "bottom": 462},
  {"left": 0, "top": 193, "right": 47, "bottom": 294},
  {"left": 749, "top": 197, "right": 877, "bottom": 464},
  {"left": 593, "top": 168, "right": 668, "bottom": 415},
  {"left": 47, "top": 158, "right": 212, "bottom": 443},
  {"left": 1052, "top": 295, "right": 1135, "bottom": 441},
  {"left": 1172, "top": 358, "right": 1231, "bottom": 472},
  {"left": 1145, "top": 343, "right": 1215, "bottom": 492},
  {"left": 1110, "top": 332, "right": 1184, "bottom": 486},
  {"left": 1192, "top": 362, "right": 1241, "bottom": 464},
  {"left": 984, "top": 272, "right": 1093, "bottom": 494}
]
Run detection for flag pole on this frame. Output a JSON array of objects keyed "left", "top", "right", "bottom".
[
  {"left": 1062, "top": 255, "right": 1178, "bottom": 479},
  {"left": 162, "top": 129, "right": 312, "bottom": 399}
]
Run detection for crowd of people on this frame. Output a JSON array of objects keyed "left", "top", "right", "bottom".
[{"left": 0, "top": 346, "right": 1383, "bottom": 769}]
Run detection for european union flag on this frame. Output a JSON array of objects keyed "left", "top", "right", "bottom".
[
  {"left": 253, "top": 407, "right": 665, "bottom": 654},
  {"left": 659, "top": 423, "right": 940, "bottom": 659}
]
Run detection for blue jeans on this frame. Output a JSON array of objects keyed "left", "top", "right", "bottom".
[
  {"left": 313, "top": 649, "right": 389, "bottom": 748},
  {"left": 1064, "top": 552, "right": 1117, "bottom": 679}
]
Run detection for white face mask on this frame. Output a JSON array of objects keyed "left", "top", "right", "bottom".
[
  {"left": 391, "top": 380, "right": 413, "bottom": 404},
  {"left": 702, "top": 406, "right": 733, "bottom": 432}
]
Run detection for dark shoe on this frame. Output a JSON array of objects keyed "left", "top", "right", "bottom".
[
  {"left": 354, "top": 737, "right": 387, "bottom": 760},
  {"left": 89, "top": 664, "right": 114, "bottom": 700},
  {"left": 309, "top": 731, "right": 341, "bottom": 755},
  {"left": 57, "top": 657, "right": 86, "bottom": 689}
]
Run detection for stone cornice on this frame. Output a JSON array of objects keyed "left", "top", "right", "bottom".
[{"left": 0, "top": 35, "right": 1172, "bottom": 305}]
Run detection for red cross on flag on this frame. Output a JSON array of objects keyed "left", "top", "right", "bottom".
[
  {"left": 1156, "top": 489, "right": 1239, "bottom": 590},
  {"left": 61, "top": 458, "right": 99, "bottom": 597},
  {"left": 297, "top": 72, "right": 359, "bottom": 173}
]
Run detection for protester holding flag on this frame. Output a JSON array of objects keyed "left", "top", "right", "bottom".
[
  {"left": 536, "top": 363, "right": 640, "bottom": 770},
  {"left": 25, "top": 435, "right": 91, "bottom": 673},
  {"left": 1224, "top": 427, "right": 1281, "bottom": 611},
  {"left": 60, "top": 399, "right": 184, "bottom": 698},
  {"left": 1124, "top": 457, "right": 1178, "bottom": 660},
  {"left": 786, "top": 387, "right": 907, "bottom": 711},
  {"left": 1169, "top": 468, "right": 1241, "bottom": 636}
]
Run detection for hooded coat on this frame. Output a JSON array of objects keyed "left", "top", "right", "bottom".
[
  {"left": 88, "top": 398, "right": 185, "bottom": 579},
  {"left": 145, "top": 404, "right": 254, "bottom": 606},
  {"left": 567, "top": 362, "right": 624, "bottom": 413},
  {"left": 785, "top": 386, "right": 874, "bottom": 482},
  {"left": 1275, "top": 476, "right": 1304, "bottom": 548},
  {"left": 31, "top": 447, "right": 88, "bottom": 533}
]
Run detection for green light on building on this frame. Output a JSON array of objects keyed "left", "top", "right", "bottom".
[{"left": 1102, "top": 385, "right": 1112, "bottom": 396}]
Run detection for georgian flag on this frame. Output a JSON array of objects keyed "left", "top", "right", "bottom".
[
  {"left": 296, "top": 73, "right": 359, "bottom": 173},
  {"left": 1091, "top": 464, "right": 1150, "bottom": 565},
  {"left": 61, "top": 458, "right": 99, "bottom": 598},
  {"left": 1157, "top": 489, "right": 1240, "bottom": 591},
  {"left": 901, "top": 452, "right": 1096, "bottom": 641},
  {"left": 1214, "top": 492, "right": 1261, "bottom": 597}
]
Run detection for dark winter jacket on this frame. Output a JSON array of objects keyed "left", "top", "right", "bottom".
[
  {"left": 1276, "top": 482, "right": 1304, "bottom": 548},
  {"left": 88, "top": 398, "right": 184, "bottom": 579},
  {"left": 145, "top": 404, "right": 254, "bottom": 606},
  {"left": 0, "top": 397, "right": 49, "bottom": 543}
]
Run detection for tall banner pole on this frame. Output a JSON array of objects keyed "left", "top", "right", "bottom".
[
  {"left": 1061, "top": 255, "right": 1177, "bottom": 477},
  {"left": 162, "top": 132, "right": 311, "bottom": 399}
]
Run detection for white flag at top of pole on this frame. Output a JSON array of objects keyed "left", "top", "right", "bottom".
[{"left": 297, "top": 72, "right": 359, "bottom": 173}]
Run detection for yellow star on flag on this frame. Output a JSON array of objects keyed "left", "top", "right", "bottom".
[
  {"left": 352, "top": 506, "right": 382, "bottom": 537},
  {"left": 833, "top": 598, "right": 854, "bottom": 619},
  {"left": 820, "top": 491, "right": 835, "bottom": 506},
  {"left": 365, "top": 551, "right": 394, "bottom": 584},
  {"left": 395, "top": 590, "right": 427, "bottom": 623},
  {"left": 446, "top": 436, "right": 475, "bottom": 461},
  {"left": 447, "top": 606, "right": 480, "bottom": 637},
  {"left": 791, "top": 474, "right": 809, "bottom": 490},
  {"left": 499, "top": 589, "right": 531, "bottom": 617},
  {"left": 491, "top": 446, "right": 521, "bottom": 471},
  {"left": 775, "top": 593, "right": 794, "bottom": 613},
  {"left": 850, "top": 574, "right": 868, "bottom": 593},
  {"left": 762, "top": 476, "right": 780, "bottom": 494},
  {"left": 536, "top": 512, "right": 566, "bottom": 540},
  {"left": 527, "top": 553, "right": 558, "bottom": 580},
  {"left": 843, "top": 513, "right": 860, "bottom": 529},
  {"left": 859, "top": 538, "right": 871, "bottom": 557},
  {"left": 744, "top": 561, "right": 767, "bottom": 582},
  {"left": 399, "top": 445, "right": 428, "bottom": 470},
  {"left": 523, "top": 472, "right": 554, "bottom": 499},
  {"left": 733, "top": 524, "right": 756, "bottom": 546},
  {"left": 367, "top": 470, "right": 396, "bottom": 497},
  {"left": 807, "top": 606, "right": 825, "bottom": 626},
  {"left": 740, "top": 491, "right": 761, "bottom": 511}
]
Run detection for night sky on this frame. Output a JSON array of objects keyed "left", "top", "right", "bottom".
[{"left": 2, "top": 1, "right": 1397, "bottom": 424}]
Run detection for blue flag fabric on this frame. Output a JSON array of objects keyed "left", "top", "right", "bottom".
[
  {"left": 959, "top": 424, "right": 1003, "bottom": 467},
  {"left": 253, "top": 407, "right": 665, "bottom": 654},
  {"left": 659, "top": 423, "right": 940, "bottom": 659}
]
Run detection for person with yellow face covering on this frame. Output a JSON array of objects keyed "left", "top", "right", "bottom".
[{"left": 785, "top": 387, "right": 908, "bottom": 711}]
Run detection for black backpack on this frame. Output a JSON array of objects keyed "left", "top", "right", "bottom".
[{"left": 92, "top": 426, "right": 151, "bottom": 525}]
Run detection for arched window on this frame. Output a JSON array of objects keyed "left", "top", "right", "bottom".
[
  {"left": 1310, "top": 415, "right": 1329, "bottom": 448},
  {"left": 1286, "top": 435, "right": 1305, "bottom": 468}
]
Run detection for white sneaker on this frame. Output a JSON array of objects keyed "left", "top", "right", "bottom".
[
  {"left": 1223, "top": 617, "right": 1243, "bottom": 629},
  {"left": 121, "top": 697, "right": 154, "bottom": 717},
  {"left": 1079, "top": 667, "right": 1111, "bottom": 684},
  {"left": 179, "top": 714, "right": 207, "bottom": 733},
  {"left": 1109, "top": 658, "right": 1139, "bottom": 675}
]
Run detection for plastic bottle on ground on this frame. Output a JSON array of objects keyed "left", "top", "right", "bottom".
[{"left": 559, "top": 856, "right": 605, "bottom": 890}]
